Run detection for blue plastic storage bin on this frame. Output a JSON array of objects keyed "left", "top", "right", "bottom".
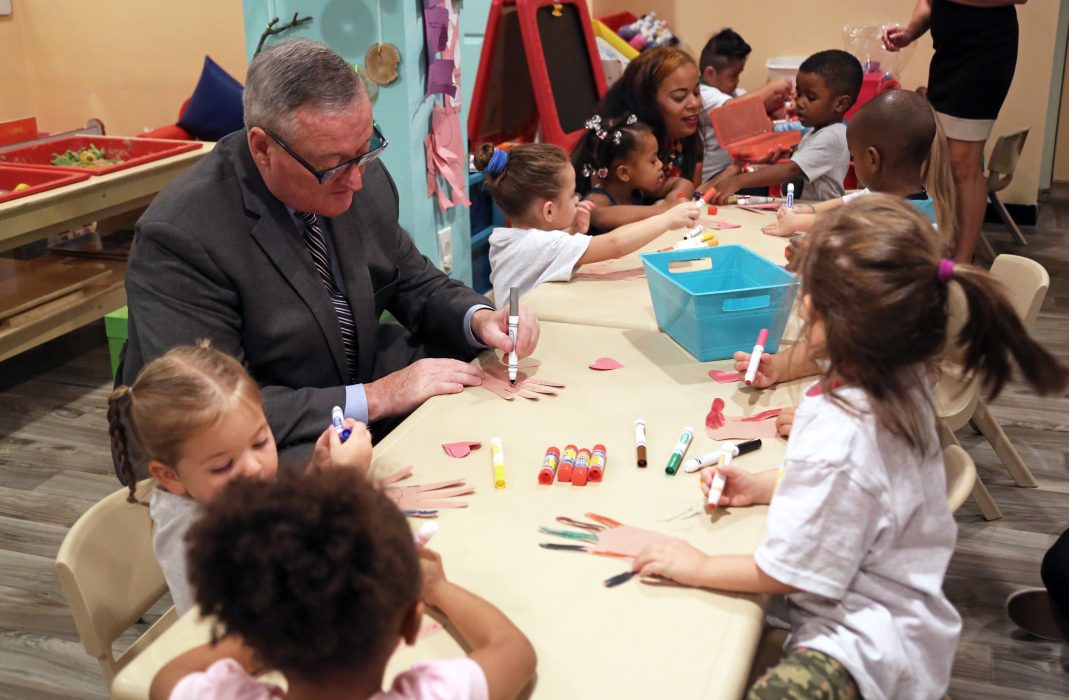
[{"left": 639, "top": 245, "right": 799, "bottom": 361}]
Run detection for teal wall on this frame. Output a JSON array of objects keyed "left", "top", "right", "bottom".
[{"left": 242, "top": 0, "right": 479, "bottom": 285}]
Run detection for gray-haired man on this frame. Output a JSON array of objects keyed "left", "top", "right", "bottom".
[{"left": 118, "top": 39, "right": 539, "bottom": 476}]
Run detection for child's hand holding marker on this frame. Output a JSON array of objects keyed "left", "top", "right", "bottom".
[
  {"left": 660, "top": 201, "right": 701, "bottom": 230},
  {"left": 732, "top": 349, "right": 779, "bottom": 388},
  {"left": 700, "top": 464, "right": 765, "bottom": 508},
  {"left": 312, "top": 417, "right": 372, "bottom": 474}
]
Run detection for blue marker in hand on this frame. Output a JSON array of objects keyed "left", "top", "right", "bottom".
[{"left": 331, "top": 406, "right": 351, "bottom": 442}]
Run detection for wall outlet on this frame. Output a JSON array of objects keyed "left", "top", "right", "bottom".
[{"left": 437, "top": 226, "right": 453, "bottom": 273}]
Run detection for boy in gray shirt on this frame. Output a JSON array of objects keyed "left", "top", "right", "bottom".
[{"left": 710, "top": 50, "right": 862, "bottom": 202}]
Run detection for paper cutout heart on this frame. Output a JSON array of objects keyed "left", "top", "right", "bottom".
[
  {"left": 589, "top": 357, "right": 624, "bottom": 371},
  {"left": 442, "top": 441, "right": 481, "bottom": 458},
  {"left": 705, "top": 398, "right": 783, "bottom": 440},
  {"left": 711, "top": 219, "right": 742, "bottom": 229},
  {"left": 708, "top": 370, "right": 739, "bottom": 384}
]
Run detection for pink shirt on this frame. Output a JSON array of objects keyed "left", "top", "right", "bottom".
[{"left": 169, "top": 658, "right": 489, "bottom": 700}]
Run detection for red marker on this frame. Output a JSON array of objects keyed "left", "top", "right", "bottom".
[
  {"left": 588, "top": 444, "right": 607, "bottom": 481},
  {"left": 538, "top": 447, "right": 560, "bottom": 485},
  {"left": 557, "top": 444, "right": 577, "bottom": 482},
  {"left": 744, "top": 328, "right": 769, "bottom": 386}
]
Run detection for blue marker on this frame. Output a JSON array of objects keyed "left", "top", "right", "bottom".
[{"left": 331, "top": 405, "right": 351, "bottom": 441}]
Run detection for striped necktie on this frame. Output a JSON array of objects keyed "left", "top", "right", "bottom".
[{"left": 295, "top": 211, "right": 358, "bottom": 378}]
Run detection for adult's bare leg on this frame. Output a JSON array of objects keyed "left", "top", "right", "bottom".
[{"left": 947, "top": 138, "right": 988, "bottom": 263}]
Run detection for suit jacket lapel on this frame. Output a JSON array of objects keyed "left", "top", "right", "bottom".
[
  {"left": 234, "top": 140, "right": 350, "bottom": 382},
  {"left": 330, "top": 205, "right": 377, "bottom": 379}
]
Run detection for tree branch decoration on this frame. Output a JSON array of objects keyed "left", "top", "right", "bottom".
[{"left": 254, "top": 13, "right": 314, "bottom": 57}]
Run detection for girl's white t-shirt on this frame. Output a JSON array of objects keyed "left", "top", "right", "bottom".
[
  {"left": 149, "top": 485, "right": 200, "bottom": 615},
  {"left": 488, "top": 227, "right": 590, "bottom": 302},
  {"left": 754, "top": 382, "right": 961, "bottom": 700}
]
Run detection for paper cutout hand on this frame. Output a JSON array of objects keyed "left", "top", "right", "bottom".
[
  {"left": 378, "top": 466, "right": 473, "bottom": 516},
  {"left": 538, "top": 513, "right": 671, "bottom": 558},
  {"left": 477, "top": 356, "right": 566, "bottom": 401},
  {"left": 572, "top": 264, "right": 645, "bottom": 281},
  {"left": 705, "top": 398, "right": 783, "bottom": 440}
]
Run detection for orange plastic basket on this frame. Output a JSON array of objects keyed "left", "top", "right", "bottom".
[{"left": 710, "top": 95, "right": 800, "bottom": 163}]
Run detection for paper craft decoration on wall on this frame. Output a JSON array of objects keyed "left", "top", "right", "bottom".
[
  {"left": 705, "top": 398, "right": 782, "bottom": 440},
  {"left": 378, "top": 466, "right": 473, "bottom": 516},
  {"left": 422, "top": 0, "right": 470, "bottom": 211},
  {"left": 538, "top": 513, "right": 670, "bottom": 558}
]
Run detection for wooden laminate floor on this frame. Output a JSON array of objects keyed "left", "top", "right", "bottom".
[{"left": 1, "top": 202, "right": 1068, "bottom": 698}]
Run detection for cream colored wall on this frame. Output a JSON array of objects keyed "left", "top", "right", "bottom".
[
  {"left": 0, "top": 14, "right": 33, "bottom": 122},
  {"left": 593, "top": 0, "right": 1061, "bottom": 204},
  {"left": 0, "top": 1, "right": 247, "bottom": 137},
  {"left": 1054, "top": 38, "right": 1069, "bottom": 183}
]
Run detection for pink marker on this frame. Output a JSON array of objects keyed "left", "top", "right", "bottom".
[{"left": 744, "top": 329, "right": 769, "bottom": 386}]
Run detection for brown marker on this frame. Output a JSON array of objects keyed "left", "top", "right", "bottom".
[{"left": 634, "top": 419, "right": 647, "bottom": 467}]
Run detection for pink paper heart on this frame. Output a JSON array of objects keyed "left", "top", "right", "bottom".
[
  {"left": 714, "top": 219, "right": 742, "bottom": 229},
  {"left": 589, "top": 357, "right": 624, "bottom": 371},
  {"left": 708, "top": 370, "right": 739, "bottom": 384},
  {"left": 442, "top": 441, "right": 481, "bottom": 458}
]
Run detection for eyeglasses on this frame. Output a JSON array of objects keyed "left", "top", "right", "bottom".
[{"left": 263, "top": 123, "right": 388, "bottom": 185}]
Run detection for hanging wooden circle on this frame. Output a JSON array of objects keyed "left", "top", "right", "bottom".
[{"left": 365, "top": 43, "right": 401, "bottom": 85}]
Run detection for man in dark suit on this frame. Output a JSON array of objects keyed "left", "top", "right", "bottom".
[{"left": 118, "top": 39, "right": 538, "bottom": 476}]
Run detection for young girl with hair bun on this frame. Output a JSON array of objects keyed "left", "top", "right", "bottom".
[
  {"left": 571, "top": 113, "right": 694, "bottom": 234},
  {"left": 108, "top": 342, "right": 371, "bottom": 614},
  {"left": 634, "top": 195, "right": 1068, "bottom": 699},
  {"left": 474, "top": 141, "right": 697, "bottom": 302}
]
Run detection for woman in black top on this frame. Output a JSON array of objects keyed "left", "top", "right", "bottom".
[{"left": 884, "top": 0, "right": 1024, "bottom": 263}]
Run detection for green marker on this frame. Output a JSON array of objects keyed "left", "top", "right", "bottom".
[{"left": 665, "top": 426, "right": 694, "bottom": 475}]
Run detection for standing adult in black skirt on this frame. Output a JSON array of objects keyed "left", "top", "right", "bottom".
[{"left": 884, "top": 0, "right": 1025, "bottom": 263}]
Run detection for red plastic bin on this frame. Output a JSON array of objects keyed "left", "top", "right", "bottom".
[
  {"left": 711, "top": 95, "right": 801, "bottom": 163},
  {"left": 0, "top": 165, "right": 90, "bottom": 205},
  {"left": 0, "top": 135, "right": 200, "bottom": 176}
]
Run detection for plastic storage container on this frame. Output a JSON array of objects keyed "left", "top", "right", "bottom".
[
  {"left": 766, "top": 55, "right": 805, "bottom": 84},
  {"left": 0, "top": 165, "right": 89, "bottom": 204},
  {"left": 0, "top": 135, "right": 200, "bottom": 176},
  {"left": 640, "top": 245, "right": 798, "bottom": 362},
  {"left": 711, "top": 95, "right": 801, "bottom": 163}
]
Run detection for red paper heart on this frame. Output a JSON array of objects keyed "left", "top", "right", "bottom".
[
  {"left": 708, "top": 370, "right": 739, "bottom": 384},
  {"left": 442, "top": 441, "right": 481, "bottom": 458},
  {"left": 589, "top": 357, "right": 624, "bottom": 371}
]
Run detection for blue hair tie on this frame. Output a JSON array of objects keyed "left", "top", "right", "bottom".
[{"left": 486, "top": 148, "right": 509, "bottom": 175}]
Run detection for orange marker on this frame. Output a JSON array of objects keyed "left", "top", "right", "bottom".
[
  {"left": 557, "top": 444, "right": 578, "bottom": 482},
  {"left": 572, "top": 448, "right": 592, "bottom": 486},
  {"left": 588, "top": 444, "right": 607, "bottom": 481},
  {"left": 700, "top": 187, "right": 718, "bottom": 203},
  {"left": 538, "top": 447, "right": 560, "bottom": 485}
]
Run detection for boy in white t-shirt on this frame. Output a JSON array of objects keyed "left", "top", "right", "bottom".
[
  {"left": 472, "top": 141, "right": 697, "bottom": 302},
  {"left": 698, "top": 28, "right": 792, "bottom": 183}
]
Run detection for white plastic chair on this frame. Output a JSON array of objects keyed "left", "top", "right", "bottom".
[
  {"left": 978, "top": 129, "right": 1030, "bottom": 259},
  {"left": 938, "top": 254, "right": 1049, "bottom": 519},
  {"left": 55, "top": 480, "right": 177, "bottom": 688}
]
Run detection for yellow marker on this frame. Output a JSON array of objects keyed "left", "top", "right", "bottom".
[
  {"left": 700, "top": 230, "right": 718, "bottom": 243},
  {"left": 491, "top": 436, "right": 506, "bottom": 489}
]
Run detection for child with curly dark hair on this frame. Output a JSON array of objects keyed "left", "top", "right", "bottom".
[
  {"left": 571, "top": 113, "right": 694, "bottom": 234},
  {"left": 108, "top": 342, "right": 371, "bottom": 615},
  {"left": 150, "top": 470, "right": 536, "bottom": 700}
]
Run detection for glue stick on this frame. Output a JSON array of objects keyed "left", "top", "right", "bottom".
[
  {"left": 538, "top": 447, "right": 560, "bottom": 485},
  {"left": 572, "top": 448, "right": 592, "bottom": 486},
  {"left": 588, "top": 444, "right": 608, "bottom": 482},
  {"left": 558, "top": 444, "right": 578, "bottom": 482}
]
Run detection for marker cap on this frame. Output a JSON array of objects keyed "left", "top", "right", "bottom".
[{"left": 735, "top": 438, "right": 762, "bottom": 457}]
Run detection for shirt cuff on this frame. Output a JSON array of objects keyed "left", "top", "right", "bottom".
[
  {"left": 344, "top": 384, "right": 369, "bottom": 425},
  {"left": 464, "top": 304, "right": 495, "bottom": 350}
]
